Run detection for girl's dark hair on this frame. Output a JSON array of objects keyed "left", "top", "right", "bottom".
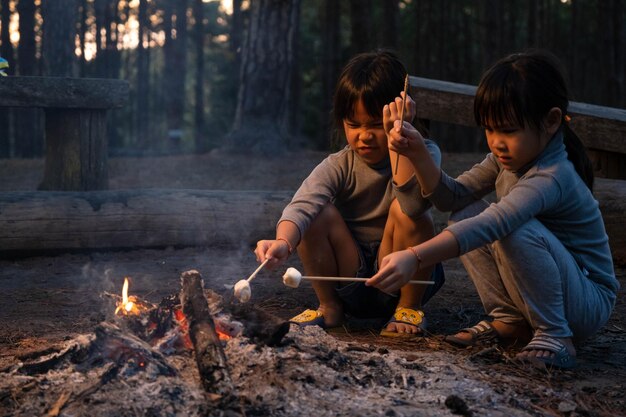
[
  {"left": 474, "top": 50, "right": 594, "bottom": 190},
  {"left": 332, "top": 50, "right": 427, "bottom": 139}
]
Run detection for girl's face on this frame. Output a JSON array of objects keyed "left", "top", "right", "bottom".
[
  {"left": 485, "top": 109, "right": 561, "bottom": 172},
  {"left": 343, "top": 99, "right": 388, "bottom": 165}
]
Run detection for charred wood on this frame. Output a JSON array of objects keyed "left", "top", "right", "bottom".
[{"left": 180, "top": 270, "right": 233, "bottom": 397}]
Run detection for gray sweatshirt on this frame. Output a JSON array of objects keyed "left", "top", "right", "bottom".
[
  {"left": 279, "top": 140, "right": 441, "bottom": 244},
  {"left": 427, "top": 132, "right": 618, "bottom": 294}
]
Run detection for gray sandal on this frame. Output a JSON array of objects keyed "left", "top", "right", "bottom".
[
  {"left": 517, "top": 334, "right": 577, "bottom": 369},
  {"left": 445, "top": 320, "right": 499, "bottom": 347}
]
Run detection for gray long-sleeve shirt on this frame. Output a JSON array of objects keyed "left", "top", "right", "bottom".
[
  {"left": 279, "top": 140, "right": 441, "bottom": 244},
  {"left": 427, "top": 132, "right": 618, "bottom": 294}
]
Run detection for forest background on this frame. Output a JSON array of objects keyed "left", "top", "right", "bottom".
[{"left": 0, "top": 0, "right": 624, "bottom": 159}]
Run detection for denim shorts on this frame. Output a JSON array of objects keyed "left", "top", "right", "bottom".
[{"left": 335, "top": 240, "right": 445, "bottom": 319}]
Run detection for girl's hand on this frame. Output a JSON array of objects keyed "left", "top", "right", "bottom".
[
  {"left": 254, "top": 239, "right": 291, "bottom": 269},
  {"left": 366, "top": 249, "right": 419, "bottom": 294},
  {"left": 386, "top": 118, "right": 426, "bottom": 160},
  {"left": 383, "top": 91, "right": 416, "bottom": 134}
]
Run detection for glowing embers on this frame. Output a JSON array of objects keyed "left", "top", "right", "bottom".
[{"left": 110, "top": 277, "right": 236, "bottom": 353}]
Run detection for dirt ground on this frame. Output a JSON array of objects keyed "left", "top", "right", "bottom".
[{"left": 0, "top": 150, "right": 625, "bottom": 416}]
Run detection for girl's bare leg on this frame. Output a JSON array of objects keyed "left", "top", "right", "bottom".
[
  {"left": 379, "top": 200, "right": 435, "bottom": 334},
  {"left": 297, "top": 203, "right": 360, "bottom": 327}
]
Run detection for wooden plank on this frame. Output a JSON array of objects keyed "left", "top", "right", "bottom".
[
  {"left": 0, "top": 76, "right": 129, "bottom": 109},
  {"left": 0, "top": 189, "right": 293, "bottom": 254},
  {"left": 409, "top": 76, "right": 626, "bottom": 154}
]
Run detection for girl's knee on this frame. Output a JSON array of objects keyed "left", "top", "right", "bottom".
[
  {"left": 497, "top": 219, "right": 547, "bottom": 253},
  {"left": 302, "top": 203, "right": 346, "bottom": 244},
  {"left": 388, "top": 199, "right": 434, "bottom": 238}
]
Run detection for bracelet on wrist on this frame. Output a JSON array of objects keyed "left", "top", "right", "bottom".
[
  {"left": 407, "top": 246, "right": 422, "bottom": 270},
  {"left": 276, "top": 237, "right": 293, "bottom": 255}
]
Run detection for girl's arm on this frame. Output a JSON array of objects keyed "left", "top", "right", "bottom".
[
  {"left": 384, "top": 93, "right": 421, "bottom": 186},
  {"left": 367, "top": 230, "right": 459, "bottom": 293}
]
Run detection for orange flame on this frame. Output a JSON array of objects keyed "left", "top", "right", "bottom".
[{"left": 115, "top": 277, "right": 140, "bottom": 316}]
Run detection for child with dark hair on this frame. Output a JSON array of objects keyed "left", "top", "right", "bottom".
[
  {"left": 255, "top": 50, "right": 444, "bottom": 337},
  {"left": 371, "top": 50, "right": 618, "bottom": 368}
]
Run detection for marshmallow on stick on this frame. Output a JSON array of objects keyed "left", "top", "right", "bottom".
[
  {"left": 283, "top": 267, "right": 302, "bottom": 288},
  {"left": 282, "top": 267, "right": 435, "bottom": 288},
  {"left": 233, "top": 258, "right": 270, "bottom": 303},
  {"left": 233, "top": 279, "right": 252, "bottom": 302}
]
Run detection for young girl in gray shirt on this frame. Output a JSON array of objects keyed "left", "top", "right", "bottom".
[
  {"left": 371, "top": 50, "right": 618, "bottom": 369},
  {"left": 254, "top": 50, "right": 444, "bottom": 337}
]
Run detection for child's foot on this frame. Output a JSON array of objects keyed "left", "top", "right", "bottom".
[
  {"left": 446, "top": 320, "right": 531, "bottom": 347},
  {"left": 516, "top": 335, "right": 576, "bottom": 369},
  {"left": 380, "top": 306, "right": 426, "bottom": 337},
  {"left": 290, "top": 303, "right": 344, "bottom": 329},
  {"left": 317, "top": 303, "right": 345, "bottom": 328}
]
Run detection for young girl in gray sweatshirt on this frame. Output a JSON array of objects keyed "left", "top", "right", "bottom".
[{"left": 371, "top": 50, "right": 618, "bottom": 369}]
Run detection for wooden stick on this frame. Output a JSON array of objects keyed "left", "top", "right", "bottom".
[
  {"left": 394, "top": 74, "right": 410, "bottom": 175},
  {"left": 302, "top": 275, "right": 435, "bottom": 285},
  {"left": 247, "top": 258, "right": 269, "bottom": 282}
]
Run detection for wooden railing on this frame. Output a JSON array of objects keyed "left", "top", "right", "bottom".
[{"left": 409, "top": 76, "right": 626, "bottom": 179}]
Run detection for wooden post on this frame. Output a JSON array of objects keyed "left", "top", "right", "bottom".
[{"left": 39, "top": 109, "right": 108, "bottom": 191}]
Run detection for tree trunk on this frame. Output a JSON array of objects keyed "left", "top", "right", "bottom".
[
  {"left": 94, "top": 0, "right": 105, "bottom": 75},
  {"left": 603, "top": 0, "right": 624, "bottom": 108},
  {"left": 230, "top": 0, "right": 243, "bottom": 62},
  {"left": 42, "top": 0, "right": 77, "bottom": 77},
  {"left": 349, "top": 0, "right": 371, "bottom": 54},
  {"left": 163, "top": 0, "right": 188, "bottom": 152},
  {"left": 78, "top": 0, "right": 88, "bottom": 77},
  {"left": 15, "top": 0, "right": 42, "bottom": 158},
  {"left": 0, "top": 0, "right": 12, "bottom": 64},
  {"left": 527, "top": 0, "right": 537, "bottom": 47},
  {"left": 318, "top": 0, "right": 340, "bottom": 150},
  {"left": 382, "top": 0, "right": 398, "bottom": 49},
  {"left": 136, "top": 0, "right": 150, "bottom": 149},
  {"left": 193, "top": 0, "right": 207, "bottom": 153},
  {"left": 229, "top": 0, "right": 301, "bottom": 152},
  {"left": 0, "top": 0, "right": 12, "bottom": 157}
]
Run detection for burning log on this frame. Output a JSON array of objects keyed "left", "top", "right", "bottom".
[{"left": 180, "top": 270, "right": 233, "bottom": 397}]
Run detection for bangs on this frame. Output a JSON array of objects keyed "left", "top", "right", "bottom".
[
  {"left": 474, "top": 69, "right": 526, "bottom": 129},
  {"left": 334, "top": 72, "right": 400, "bottom": 124},
  {"left": 333, "top": 51, "right": 406, "bottom": 127}
]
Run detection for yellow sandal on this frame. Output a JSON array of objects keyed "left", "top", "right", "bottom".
[{"left": 380, "top": 307, "right": 426, "bottom": 338}]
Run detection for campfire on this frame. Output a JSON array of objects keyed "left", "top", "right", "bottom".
[{"left": 0, "top": 268, "right": 542, "bottom": 416}]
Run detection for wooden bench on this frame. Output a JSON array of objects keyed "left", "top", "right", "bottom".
[
  {"left": 409, "top": 76, "right": 626, "bottom": 263},
  {"left": 0, "top": 76, "right": 129, "bottom": 190}
]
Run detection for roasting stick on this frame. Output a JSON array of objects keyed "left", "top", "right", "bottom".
[
  {"left": 247, "top": 258, "right": 270, "bottom": 282},
  {"left": 393, "top": 74, "right": 410, "bottom": 175},
  {"left": 302, "top": 276, "right": 434, "bottom": 285},
  {"left": 233, "top": 258, "right": 270, "bottom": 303},
  {"left": 282, "top": 267, "right": 434, "bottom": 289}
]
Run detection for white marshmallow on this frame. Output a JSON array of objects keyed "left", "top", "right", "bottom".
[
  {"left": 234, "top": 279, "right": 251, "bottom": 302},
  {"left": 283, "top": 267, "right": 302, "bottom": 288}
]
